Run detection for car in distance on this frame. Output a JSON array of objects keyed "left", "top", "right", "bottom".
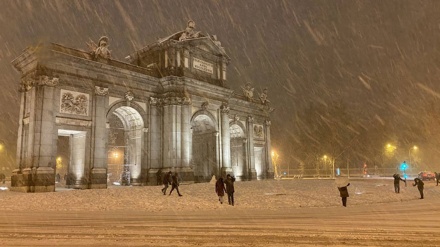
[{"left": 418, "top": 171, "right": 436, "bottom": 181}]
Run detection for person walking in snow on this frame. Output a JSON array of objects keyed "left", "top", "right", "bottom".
[
  {"left": 224, "top": 174, "right": 236, "bottom": 206},
  {"left": 161, "top": 171, "right": 172, "bottom": 195},
  {"left": 337, "top": 183, "right": 350, "bottom": 207},
  {"left": 393, "top": 173, "right": 406, "bottom": 193},
  {"left": 169, "top": 172, "right": 182, "bottom": 197},
  {"left": 413, "top": 178, "right": 424, "bottom": 199},
  {"left": 215, "top": 177, "right": 226, "bottom": 204}
]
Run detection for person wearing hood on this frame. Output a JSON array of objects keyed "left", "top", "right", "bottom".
[
  {"left": 224, "top": 174, "right": 236, "bottom": 206},
  {"left": 337, "top": 183, "right": 350, "bottom": 207},
  {"left": 393, "top": 173, "right": 406, "bottom": 193},
  {"left": 413, "top": 178, "right": 424, "bottom": 199}
]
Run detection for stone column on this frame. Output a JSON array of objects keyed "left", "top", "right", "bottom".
[
  {"left": 180, "top": 99, "right": 193, "bottom": 181},
  {"left": 162, "top": 103, "right": 173, "bottom": 168},
  {"left": 90, "top": 86, "right": 108, "bottom": 189},
  {"left": 69, "top": 132, "right": 87, "bottom": 189},
  {"left": 265, "top": 120, "right": 274, "bottom": 179},
  {"left": 11, "top": 83, "right": 30, "bottom": 192},
  {"left": 148, "top": 97, "right": 162, "bottom": 185},
  {"left": 220, "top": 103, "right": 232, "bottom": 176},
  {"left": 247, "top": 116, "right": 257, "bottom": 180},
  {"left": 15, "top": 89, "right": 26, "bottom": 170},
  {"left": 17, "top": 76, "right": 58, "bottom": 192}
]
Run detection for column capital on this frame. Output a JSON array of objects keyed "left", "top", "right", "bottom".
[
  {"left": 247, "top": 116, "right": 254, "bottom": 123},
  {"left": 150, "top": 96, "right": 191, "bottom": 106},
  {"left": 220, "top": 103, "right": 230, "bottom": 113},
  {"left": 38, "top": 75, "right": 59, "bottom": 87},
  {"left": 265, "top": 119, "right": 271, "bottom": 126},
  {"left": 125, "top": 91, "right": 134, "bottom": 101},
  {"left": 94, "top": 86, "right": 109, "bottom": 96},
  {"left": 19, "top": 78, "right": 35, "bottom": 92}
]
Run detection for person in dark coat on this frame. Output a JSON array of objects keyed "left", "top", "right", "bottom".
[
  {"left": 215, "top": 177, "right": 226, "bottom": 204},
  {"left": 224, "top": 174, "right": 235, "bottom": 206},
  {"left": 169, "top": 172, "right": 182, "bottom": 196},
  {"left": 337, "top": 183, "right": 350, "bottom": 207},
  {"left": 161, "top": 171, "right": 172, "bottom": 195},
  {"left": 435, "top": 172, "right": 440, "bottom": 186},
  {"left": 393, "top": 174, "right": 406, "bottom": 193},
  {"left": 413, "top": 178, "right": 424, "bottom": 199}
]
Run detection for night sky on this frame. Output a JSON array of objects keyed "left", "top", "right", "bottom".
[{"left": 1, "top": 0, "right": 440, "bottom": 173}]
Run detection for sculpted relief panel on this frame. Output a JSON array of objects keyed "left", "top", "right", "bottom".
[
  {"left": 253, "top": 124, "right": 264, "bottom": 139},
  {"left": 60, "top": 89, "right": 89, "bottom": 116}
]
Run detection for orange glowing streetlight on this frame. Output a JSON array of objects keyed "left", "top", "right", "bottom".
[{"left": 271, "top": 150, "right": 280, "bottom": 179}]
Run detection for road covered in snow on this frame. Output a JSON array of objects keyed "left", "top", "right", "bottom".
[{"left": 0, "top": 178, "right": 439, "bottom": 246}]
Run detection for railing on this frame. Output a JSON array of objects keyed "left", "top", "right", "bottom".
[{"left": 278, "top": 167, "right": 421, "bottom": 179}]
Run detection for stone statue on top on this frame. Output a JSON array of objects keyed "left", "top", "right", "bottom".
[
  {"left": 87, "top": 36, "right": 111, "bottom": 59},
  {"left": 179, "top": 20, "right": 201, "bottom": 41}
]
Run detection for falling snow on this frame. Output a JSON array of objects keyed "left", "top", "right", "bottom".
[{"left": 2, "top": 1, "right": 440, "bottom": 246}]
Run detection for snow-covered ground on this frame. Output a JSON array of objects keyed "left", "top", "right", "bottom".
[{"left": 0, "top": 178, "right": 440, "bottom": 246}]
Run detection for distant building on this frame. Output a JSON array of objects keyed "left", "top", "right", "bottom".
[{"left": 10, "top": 21, "right": 274, "bottom": 192}]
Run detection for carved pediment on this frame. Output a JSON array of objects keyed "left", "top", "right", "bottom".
[
  {"left": 182, "top": 38, "right": 228, "bottom": 58},
  {"left": 126, "top": 20, "right": 230, "bottom": 64}
]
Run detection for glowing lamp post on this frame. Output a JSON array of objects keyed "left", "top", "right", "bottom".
[{"left": 271, "top": 151, "right": 280, "bottom": 179}]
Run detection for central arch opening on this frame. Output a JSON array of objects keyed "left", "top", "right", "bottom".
[
  {"left": 191, "top": 114, "right": 217, "bottom": 182},
  {"left": 230, "top": 123, "right": 246, "bottom": 180},
  {"left": 107, "top": 106, "right": 144, "bottom": 185}
]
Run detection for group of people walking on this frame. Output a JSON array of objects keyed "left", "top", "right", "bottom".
[
  {"left": 215, "top": 174, "right": 236, "bottom": 206},
  {"left": 161, "top": 170, "right": 430, "bottom": 207},
  {"left": 161, "top": 171, "right": 182, "bottom": 197},
  {"left": 160, "top": 171, "right": 236, "bottom": 205}
]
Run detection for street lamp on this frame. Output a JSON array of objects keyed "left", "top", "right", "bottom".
[
  {"left": 322, "top": 155, "right": 328, "bottom": 177},
  {"left": 271, "top": 151, "right": 280, "bottom": 179},
  {"left": 323, "top": 155, "right": 335, "bottom": 178}
]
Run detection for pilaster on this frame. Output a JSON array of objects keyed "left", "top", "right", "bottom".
[
  {"left": 90, "top": 86, "right": 109, "bottom": 189},
  {"left": 265, "top": 120, "right": 274, "bottom": 179},
  {"left": 220, "top": 103, "right": 232, "bottom": 177},
  {"left": 247, "top": 116, "right": 257, "bottom": 180}
]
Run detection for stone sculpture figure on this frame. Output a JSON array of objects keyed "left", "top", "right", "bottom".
[
  {"left": 241, "top": 82, "right": 254, "bottom": 101},
  {"left": 259, "top": 88, "right": 270, "bottom": 105},
  {"left": 87, "top": 36, "right": 111, "bottom": 59},
  {"left": 179, "top": 20, "right": 201, "bottom": 41}
]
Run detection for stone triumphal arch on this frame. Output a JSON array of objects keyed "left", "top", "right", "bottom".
[{"left": 10, "top": 21, "right": 274, "bottom": 192}]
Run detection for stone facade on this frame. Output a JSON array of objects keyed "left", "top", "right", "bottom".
[{"left": 10, "top": 22, "right": 273, "bottom": 192}]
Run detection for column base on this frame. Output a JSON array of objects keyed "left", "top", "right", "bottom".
[
  {"left": 266, "top": 171, "right": 275, "bottom": 179},
  {"left": 176, "top": 167, "right": 194, "bottom": 184},
  {"left": 248, "top": 169, "right": 257, "bottom": 181},
  {"left": 66, "top": 173, "right": 88, "bottom": 189},
  {"left": 89, "top": 168, "right": 107, "bottom": 189},
  {"left": 147, "top": 168, "right": 163, "bottom": 186},
  {"left": 149, "top": 167, "right": 195, "bottom": 185},
  {"left": 221, "top": 167, "right": 233, "bottom": 178},
  {"left": 10, "top": 167, "right": 55, "bottom": 193},
  {"left": 130, "top": 178, "right": 142, "bottom": 186}
]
